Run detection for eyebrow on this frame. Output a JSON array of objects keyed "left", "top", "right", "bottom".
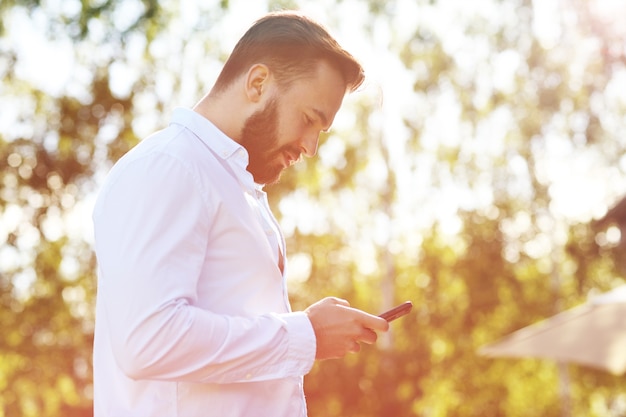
[{"left": 313, "top": 108, "right": 331, "bottom": 132}]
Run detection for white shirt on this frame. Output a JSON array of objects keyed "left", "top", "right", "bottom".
[{"left": 92, "top": 108, "right": 316, "bottom": 417}]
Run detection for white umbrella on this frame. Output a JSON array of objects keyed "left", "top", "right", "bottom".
[{"left": 479, "top": 285, "right": 626, "bottom": 375}]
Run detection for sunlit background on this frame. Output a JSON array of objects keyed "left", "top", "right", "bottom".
[{"left": 2, "top": 0, "right": 626, "bottom": 416}]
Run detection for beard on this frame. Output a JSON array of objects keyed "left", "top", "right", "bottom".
[{"left": 239, "top": 98, "right": 292, "bottom": 185}]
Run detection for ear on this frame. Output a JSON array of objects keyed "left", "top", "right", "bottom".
[{"left": 244, "top": 64, "right": 270, "bottom": 103}]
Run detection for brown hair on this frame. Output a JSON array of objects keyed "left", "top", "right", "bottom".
[{"left": 212, "top": 11, "right": 365, "bottom": 93}]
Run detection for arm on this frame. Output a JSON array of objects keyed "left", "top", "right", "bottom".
[{"left": 93, "top": 151, "right": 315, "bottom": 384}]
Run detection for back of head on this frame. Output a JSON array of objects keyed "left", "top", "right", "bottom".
[{"left": 212, "top": 11, "right": 365, "bottom": 94}]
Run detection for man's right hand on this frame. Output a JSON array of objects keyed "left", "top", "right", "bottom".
[{"left": 304, "top": 297, "right": 389, "bottom": 360}]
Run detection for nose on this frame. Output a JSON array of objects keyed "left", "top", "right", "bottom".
[{"left": 301, "top": 132, "right": 320, "bottom": 157}]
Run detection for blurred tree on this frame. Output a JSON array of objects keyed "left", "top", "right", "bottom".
[
  {"left": 2, "top": 0, "right": 626, "bottom": 416},
  {"left": 274, "top": 1, "right": 626, "bottom": 416},
  {"left": 0, "top": 1, "right": 157, "bottom": 416}
]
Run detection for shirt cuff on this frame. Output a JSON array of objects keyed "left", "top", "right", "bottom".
[{"left": 282, "top": 311, "right": 316, "bottom": 374}]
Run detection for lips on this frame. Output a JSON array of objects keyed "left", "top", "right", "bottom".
[{"left": 282, "top": 150, "right": 300, "bottom": 167}]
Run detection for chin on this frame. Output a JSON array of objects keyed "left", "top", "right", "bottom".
[
  {"left": 252, "top": 164, "right": 284, "bottom": 186},
  {"left": 265, "top": 170, "right": 284, "bottom": 186}
]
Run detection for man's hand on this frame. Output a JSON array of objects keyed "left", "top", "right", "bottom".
[{"left": 304, "top": 297, "right": 389, "bottom": 360}]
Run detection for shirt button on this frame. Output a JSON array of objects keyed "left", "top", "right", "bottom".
[{"left": 245, "top": 373, "right": 252, "bottom": 380}]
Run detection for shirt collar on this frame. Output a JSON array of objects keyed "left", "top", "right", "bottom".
[{"left": 169, "top": 107, "right": 262, "bottom": 192}]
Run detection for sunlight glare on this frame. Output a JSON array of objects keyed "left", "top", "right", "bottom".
[
  {"left": 3, "top": 0, "right": 626, "bottom": 280},
  {"left": 8, "top": 8, "right": 74, "bottom": 96}
]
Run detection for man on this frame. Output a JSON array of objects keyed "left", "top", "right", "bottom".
[{"left": 92, "top": 11, "right": 389, "bottom": 417}]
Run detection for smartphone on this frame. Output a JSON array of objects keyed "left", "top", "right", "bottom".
[{"left": 378, "top": 301, "right": 413, "bottom": 322}]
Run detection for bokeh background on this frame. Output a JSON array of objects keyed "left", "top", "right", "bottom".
[{"left": 1, "top": 0, "right": 626, "bottom": 416}]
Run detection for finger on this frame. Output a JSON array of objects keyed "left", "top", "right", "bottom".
[
  {"left": 356, "top": 328, "right": 378, "bottom": 345},
  {"left": 357, "top": 311, "right": 390, "bottom": 332},
  {"left": 349, "top": 340, "right": 361, "bottom": 353},
  {"left": 329, "top": 297, "right": 350, "bottom": 307}
]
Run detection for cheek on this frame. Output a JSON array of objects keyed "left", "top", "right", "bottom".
[{"left": 276, "top": 116, "right": 305, "bottom": 147}]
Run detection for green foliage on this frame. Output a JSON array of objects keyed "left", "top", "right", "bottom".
[
  {"left": 1, "top": 2, "right": 146, "bottom": 416},
  {"left": 2, "top": 0, "right": 626, "bottom": 416}
]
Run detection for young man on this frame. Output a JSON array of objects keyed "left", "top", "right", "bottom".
[{"left": 92, "top": 11, "right": 388, "bottom": 417}]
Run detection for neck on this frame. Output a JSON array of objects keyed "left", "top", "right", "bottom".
[{"left": 193, "top": 89, "right": 247, "bottom": 143}]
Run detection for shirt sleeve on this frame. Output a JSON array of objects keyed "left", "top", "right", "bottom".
[{"left": 92, "top": 148, "right": 316, "bottom": 384}]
